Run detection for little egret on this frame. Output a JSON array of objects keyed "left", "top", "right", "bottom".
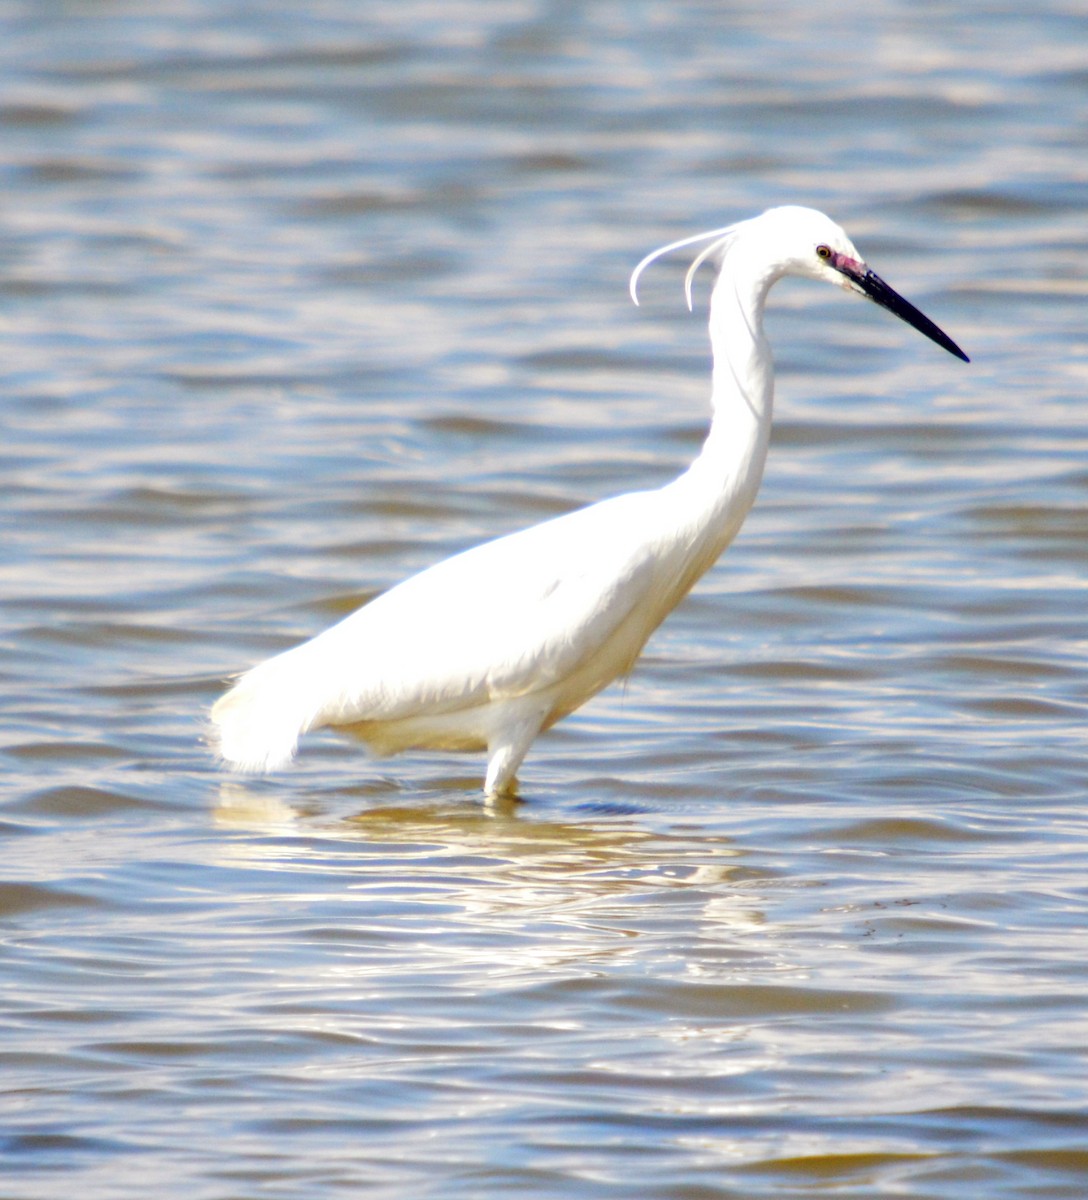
[{"left": 211, "top": 205, "right": 968, "bottom": 796}]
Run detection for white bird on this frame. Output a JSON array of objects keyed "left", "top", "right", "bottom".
[{"left": 210, "top": 205, "right": 967, "bottom": 797}]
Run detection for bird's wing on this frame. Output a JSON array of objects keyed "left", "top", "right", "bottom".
[{"left": 297, "top": 489, "right": 666, "bottom": 724}]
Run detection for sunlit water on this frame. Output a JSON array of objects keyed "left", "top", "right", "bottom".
[{"left": 2, "top": 1, "right": 1088, "bottom": 1196}]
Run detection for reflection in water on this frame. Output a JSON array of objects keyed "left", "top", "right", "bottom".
[
  {"left": 213, "top": 780, "right": 747, "bottom": 904},
  {"left": 211, "top": 781, "right": 760, "bottom": 979},
  {"left": 206, "top": 780, "right": 903, "bottom": 1192}
]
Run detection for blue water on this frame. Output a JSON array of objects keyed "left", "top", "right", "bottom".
[{"left": 2, "top": 1, "right": 1088, "bottom": 1196}]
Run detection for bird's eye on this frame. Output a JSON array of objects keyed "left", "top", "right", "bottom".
[{"left": 816, "top": 244, "right": 832, "bottom": 260}]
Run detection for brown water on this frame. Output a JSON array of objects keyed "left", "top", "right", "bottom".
[{"left": 3, "top": 2, "right": 1088, "bottom": 1196}]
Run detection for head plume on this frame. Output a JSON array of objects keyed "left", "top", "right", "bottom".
[{"left": 629, "top": 221, "right": 745, "bottom": 311}]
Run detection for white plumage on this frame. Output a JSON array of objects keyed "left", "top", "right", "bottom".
[{"left": 211, "top": 206, "right": 967, "bottom": 796}]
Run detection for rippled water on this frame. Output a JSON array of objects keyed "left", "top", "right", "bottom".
[{"left": 3, "top": 1, "right": 1088, "bottom": 1196}]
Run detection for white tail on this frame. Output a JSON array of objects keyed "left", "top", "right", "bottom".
[{"left": 210, "top": 649, "right": 323, "bottom": 773}]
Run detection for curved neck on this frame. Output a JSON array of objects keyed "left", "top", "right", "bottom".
[{"left": 673, "top": 243, "right": 778, "bottom": 531}]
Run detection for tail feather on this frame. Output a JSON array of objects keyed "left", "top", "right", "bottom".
[{"left": 210, "top": 651, "right": 323, "bottom": 774}]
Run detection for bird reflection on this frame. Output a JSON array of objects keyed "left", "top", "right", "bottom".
[
  {"left": 212, "top": 780, "right": 747, "bottom": 895},
  {"left": 211, "top": 781, "right": 766, "bottom": 988}
]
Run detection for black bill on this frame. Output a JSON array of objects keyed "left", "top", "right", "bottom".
[{"left": 856, "top": 268, "right": 969, "bottom": 362}]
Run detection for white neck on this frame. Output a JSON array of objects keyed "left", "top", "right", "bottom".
[{"left": 668, "top": 241, "right": 779, "bottom": 554}]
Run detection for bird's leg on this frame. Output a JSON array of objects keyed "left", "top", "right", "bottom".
[
  {"left": 483, "top": 742, "right": 527, "bottom": 798},
  {"left": 484, "top": 710, "right": 544, "bottom": 798}
]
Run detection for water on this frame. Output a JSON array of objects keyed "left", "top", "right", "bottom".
[{"left": 3, "top": 1, "right": 1088, "bottom": 1195}]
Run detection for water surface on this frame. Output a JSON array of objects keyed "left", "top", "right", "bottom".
[{"left": 2, "top": 1, "right": 1088, "bottom": 1196}]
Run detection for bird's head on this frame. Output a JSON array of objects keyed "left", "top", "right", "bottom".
[
  {"left": 757, "top": 206, "right": 867, "bottom": 287},
  {"left": 630, "top": 205, "right": 969, "bottom": 363}
]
